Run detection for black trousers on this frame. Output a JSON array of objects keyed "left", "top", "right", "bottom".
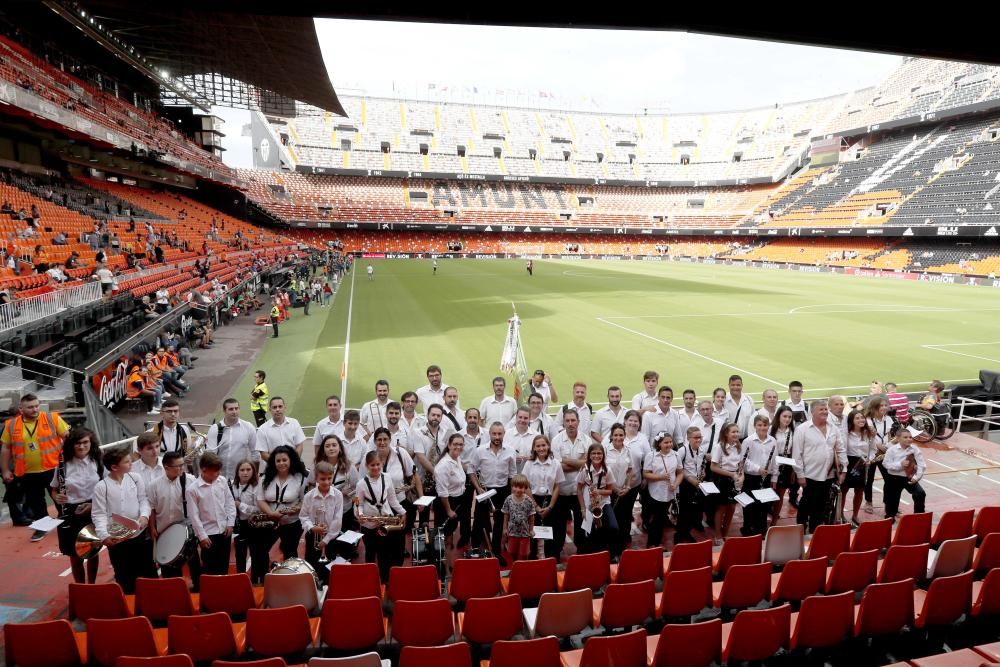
[
  {"left": 109, "top": 532, "right": 157, "bottom": 594},
  {"left": 199, "top": 534, "right": 232, "bottom": 576},
  {"left": 740, "top": 475, "right": 765, "bottom": 536},
  {"left": 675, "top": 482, "right": 704, "bottom": 541},
  {"left": 456, "top": 485, "right": 474, "bottom": 540},
  {"left": 883, "top": 474, "right": 927, "bottom": 517},
  {"left": 472, "top": 486, "right": 510, "bottom": 558},
  {"left": 19, "top": 469, "right": 55, "bottom": 523},
  {"left": 433, "top": 495, "right": 465, "bottom": 537},
  {"left": 362, "top": 526, "right": 404, "bottom": 583},
  {"left": 233, "top": 520, "right": 249, "bottom": 575},
  {"left": 270, "top": 317, "right": 279, "bottom": 338},
  {"left": 551, "top": 494, "right": 582, "bottom": 559},
  {"left": 304, "top": 531, "right": 354, "bottom": 584},
  {"left": 246, "top": 524, "right": 274, "bottom": 585},
  {"left": 161, "top": 544, "right": 202, "bottom": 590},
  {"left": 613, "top": 486, "right": 641, "bottom": 555},
  {"left": 253, "top": 410, "right": 267, "bottom": 427},
  {"left": 865, "top": 461, "right": 888, "bottom": 503},
  {"left": 798, "top": 479, "right": 834, "bottom": 533}
]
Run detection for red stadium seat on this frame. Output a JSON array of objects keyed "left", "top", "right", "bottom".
[
  {"left": 649, "top": 619, "right": 721, "bottom": 667},
  {"left": 560, "top": 628, "right": 648, "bottom": 667},
  {"left": 390, "top": 598, "right": 455, "bottom": 647},
  {"left": 199, "top": 574, "right": 261, "bottom": 617},
  {"left": 892, "top": 512, "right": 932, "bottom": 547},
  {"left": 448, "top": 558, "right": 502, "bottom": 607},
  {"left": 245, "top": 605, "right": 318, "bottom": 657},
  {"left": 913, "top": 569, "right": 974, "bottom": 629},
  {"left": 399, "top": 643, "right": 471, "bottom": 667},
  {"left": 712, "top": 562, "right": 773, "bottom": 613},
  {"left": 931, "top": 509, "right": 974, "bottom": 547},
  {"left": 4, "top": 619, "right": 84, "bottom": 667},
  {"left": 771, "top": 557, "right": 827, "bottom": 604},
  {"left": 86, "top": 616, "right": 167, "bottom": 667},
  {"left": 973, "top": 533, "right": 1000, "bottom": 576},
  {"left": 68, "top": 582, "right": 132, "bottom": 623},
  {"left": 488, "top": 636, "right": 563, "bottom": 667},
  {"left": 167, "top": 612, "right": 243, "bottom": 663},
  {"left": 457, "top": 594, "right": 524, "bottom": 644},
  {"left": 505, "top": 557, "right": 558, "bottom": 602},
  {"left": 657, "top": 565, "right": 713, "bottom": 620},
  {"left": 973, "top": 506, "right": 1000, "bottom": 544},
  {"left": 663, "top": 539, "right": 713, "bottom": 574},
  {"left": 115, "top": 657, "right": 194, "bottom": 667},
  {"left": 134, "top": 578, "right": 197, "bottom": 625},
  {"left": 318, "top": 596, "right": 386, "bottom": 652},
  {"left": 851, "top": 518, "right": 893, "bottom": 553},
  {"left": 386, "top": 564, "right": 440, "bottom": 608},
  {"left": 713, "top": 534, "right": 762, "bottom": 577},
  {"left": 612, "top": 547, "right": 663, "bottom": 584},
  {"left": 560, "top": 551, "right": 611, "bottom": 592},
  {"left": 790, "top": 591, "right": 855, "bottom": 650},
  {"left": 878, "top": 542, "right": 930, "bottom": 583},
  {"left": 594, "top": 579, "right": 656, "bottom": 631},
  {"left": 972, "top": 568, "right": 1000, "bottom": 618},
  {"left": 805, "top": 523, "right": 851, "bottom": 563},
  {"left": 854, "top": 578, "right": 915, "bottom": 639},
  {"left": 328, "top": 563, "right": 383, "bottom": 600},
  {"left": 826, "top": 548, "right": 879, "bottom": 594},
  {"left": 721, "top": 604, "right": 791, "bottom": 664}
]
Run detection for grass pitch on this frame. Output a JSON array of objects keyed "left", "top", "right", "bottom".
[{"left": 230, "top": 259, "right": 1000, "bottom": 424}]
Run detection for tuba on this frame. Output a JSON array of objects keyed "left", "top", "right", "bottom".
[{"left": 75, "top": 514, "right": 144, "bottom": 560}]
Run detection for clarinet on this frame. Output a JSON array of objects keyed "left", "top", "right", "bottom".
[{"left": 56, "top": 448, "right": 69, "bottom": 520}]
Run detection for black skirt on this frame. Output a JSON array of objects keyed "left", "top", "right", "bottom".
[
  {"left": 843, "top": 456, "right": 867, "bottom": 489},
  {"left": 715, "top": 476, "right": 737, "bottom": 505},
  {"left": 57, "top": 503, "right": 92, "bottom": 557}
]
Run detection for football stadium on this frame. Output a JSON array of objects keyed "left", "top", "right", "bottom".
[{"left": 2, "top": 4, "right": 1000, "bottom": 666}]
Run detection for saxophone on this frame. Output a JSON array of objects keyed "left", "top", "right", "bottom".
[
  {"left": 248, "top": 502, "right": 302, "bottom": 529},
  {"left": 590, "top": 484, "right": 603, "bottom": 528}
]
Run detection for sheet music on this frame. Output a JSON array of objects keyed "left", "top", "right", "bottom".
[
  {"left": 533, "top": 526, "right": 554, "bottom": 540},
  {"left": 29, "top": 516, "right": 63, "bottom": 532},
  {"left": 775, "top": 456, "right": 799, "bottom": 469},
  {"left": 734, "top": 492, "right": 755, "bottom": 507},
  {"left": 336, "top": 530, "right": 364, "bottom": 545},
  {"left": 752, "top": 487, "right": 780, "bottom": 503},
  {"left": 413, "top": 495, "right": 435, "bottom": 507},
  {"left": 698, "top": 482, "right": 720, "bottom": 495}
]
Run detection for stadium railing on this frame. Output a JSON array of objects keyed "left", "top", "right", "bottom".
[{"left": 0, "top": 280, "right": 102, "bottom": 333}]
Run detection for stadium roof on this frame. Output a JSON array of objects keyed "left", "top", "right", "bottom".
[{"left": 51, "top": 1, "right": 344, "bottom": 115}]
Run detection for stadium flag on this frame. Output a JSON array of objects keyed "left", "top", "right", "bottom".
[{"left": 500, "top": 303, "right": 530, "bottom": 401}]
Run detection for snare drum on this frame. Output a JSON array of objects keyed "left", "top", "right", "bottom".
[{"left": 154, "top": 522, "right": 196, "bottom": 567}]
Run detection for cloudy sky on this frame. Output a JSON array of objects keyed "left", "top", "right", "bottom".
[{"left": 216, "top": 20, "right": 904, "bottom": 168}]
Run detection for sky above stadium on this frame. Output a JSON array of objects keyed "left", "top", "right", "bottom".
[{"left": 216, "top": 20, "right": 903, "bottom": 168}]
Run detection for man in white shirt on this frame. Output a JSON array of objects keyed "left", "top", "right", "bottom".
[
  {"left": 792, "top": 400, "right": 847, "bottom": 533},
  {"left": 827, "top": 395, "right": 848, "bottom": 439},
  {"left": 528, "top": 369, "right": 558, "bottom": 410},
  {"left": 360, "top": 380, "right": 391, "bottom": 434},
  {"left": 411, "top": 404, "right": 454, "bottom": 483},
  {"left": 205, "top": 398, "right": 258, "bottom": 480},
  {"left": 399, "top": 392, "right": 428, "bottom": 437},
  {"left": 416, "top": 365, "right": 451, "bottom": 413},
  {"left": 155, "top": 286, "right": 171, "bottom": 312},
  {"left": 782, "top": 381, "right": 810, "bottom": 425},
  {"left": 631, "top": 370, "right": 660, "bottom": 414},
  {"left": 691, "top": 401, "right": 722, "bottom": 452},
  {"left": 441, "top": 386, "right": 465, "bottom": 432},
  {"left": 470, "top": 422, "right": 516, "bottom": 557},
  {"left": 340, "top": 410, "right": 367, "bottom": 469},
  {"left": 592, "top": 386, "right": 628, "bottom": 444},
  {"left": 524, "top": 393, "right": 558, "bottom": 441},
  {"left": 255, "top": 397, "right": 307, "bottom": 462},
  {"left": 146, "top": 400, "right": 191, "bottom": 454},
  {"left": 148, "top": 451, "right": 201, "bottom": 586},
  {"left": 376, "top": 402, "right": 409, "bottom": 453},
  {"left": 724, "top": 375, "right": 756, "bottom": 439},
  {"left": 553, "top": 382, "right": 594, "bottom": 435},
  {"left": 503, "top": 406, "right": 536, "bottom": 469},
  {"left": 312, "top": 395, "right": 344, "bottom": 447},
  {"left": 675, "top": 389, "right": 699, "bottom": 436},
  {"left": 882, "top": 430, "right": 927, "bottom": 518},
  {"left": 641, "top": 386, "right": 684, "bottom": 446},
  {"left": 455, "top": 408, "right": 485, "bottom": 547},
  {"left": 550, "top": 409, "right": 589, "bottom": 559},
  {"left": 755, "top": 389, "right": 780, "bottom": 424},
  {"left": 479, "top": 376, "right": 518, "bottom": 426}
]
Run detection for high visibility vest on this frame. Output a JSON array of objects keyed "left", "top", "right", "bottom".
[
  {"left": 127, "top": 371, "right": 145, "bottom": 398},
  {"left": 6, "top": 412, "right": 62, "bottom": 476}
]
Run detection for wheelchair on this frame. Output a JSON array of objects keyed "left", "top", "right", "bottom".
[{"left": 908, "top": 403, "right": 956, "bottom": 442}]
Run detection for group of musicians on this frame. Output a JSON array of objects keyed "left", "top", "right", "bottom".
[{"left": 0, "top": 374, "right": 933, "bottom": 593}]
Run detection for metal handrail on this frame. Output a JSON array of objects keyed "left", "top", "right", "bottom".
[
  {"left": 955, "top": 396, "right": 1000, "bottom": 439},
  {"left": 0, "top": 280, "right": 104, "bottom": 333}
]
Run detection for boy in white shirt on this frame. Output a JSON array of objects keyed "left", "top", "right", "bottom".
[
  {"left": 187, "top": 452, "right": 236, "bottom": 576},
  {"left": 301, "top": 461, "right": 345, "bottom": 581}
]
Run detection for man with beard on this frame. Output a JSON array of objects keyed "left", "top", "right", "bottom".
[
  {"left": 416, "top": 365, "right": 452, "bottom": 413},
  {"left": 399, "top": 392, "right": 427, "bottom": 437},
  {"left": 470, "top": 422, "right": 515, "bottom": 558},
  {"left": 360, "top": 380, "right": 391, "bottom": 435},
  {"left": 441, "top": 386, "right": 465, "bottom": 432},
  {"left": 641, "top": 387, "right": 684, "bottom": 446},
  {"left": 550, "top": 409, "right": 589, "bottom": 559},
  {"left": 503, "top": 406, "right": 536, "bottom": 471},
  {"left": 676, "top": 389, "right": 699, "bottom": 439},
  {"left": 312, "top": 395, "right": 344, "bottom": 447},
  {"left": 479, "top": 377, "right": 518, "bottom": 426},
  {"left": 592, "top": 386, "right": 628, "bottom": 444},
  {"left": 525, "top": 393, "right": 558, "bottom": 440},
  {"left": 554, "top": 382, "right": 594, "bottom": 436},
  {"left": 412, "top": 404, "right": 453, "bottom": 496}
]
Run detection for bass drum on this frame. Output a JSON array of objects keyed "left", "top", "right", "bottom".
[
  {"left": 154, "top": 522, "right": 196, "bottom": 567},
  {"left": 271, "top": 557, "right": 321, "bottom": 588}
]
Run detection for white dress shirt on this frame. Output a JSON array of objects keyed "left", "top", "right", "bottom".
[
  {"left": 592, "top": 405, "right": 629, "bottom": 441},
  {"left": 230, "top": 481, "right": 258, "bottom": 520},
  {"left": 132, "top": 457, "right": 165, "bottom": 488},
  {"left": 605, "top": 445, "right": 634, "bottom": 491},
  {"left": 711, "top": 443, "right": 746, "bottom": 473},
  {"left": 471, "top": 444, "right": 517, "bottom": 488},
  {"left": 846, "top": 432, "right": 873, "bottom": 459},
  {"left": 631, "top": 391, "right": 658, "bottom": 411},
  {"left": 312, "top": 416, "right": 345, "bottom": 445},
  {"left": 792, "top": 421, "right": 848, "bottom": 482},
  {"left": 441, "top": 407, "right": 466, "bottom": 432},
  {"left": 644, "top": 450, "right": 680, "bottom": 502},
  {"left": 641, "top": 408, "right": 684, "bottom": 446},
  {"left": 528, "top": 381, "right": 553, "bottom": 408},
  {"left": 503, "top": 427, "right": 537, "bottom": 463},
  {"left": 479, "top": 395, "right": 519, "bottom": 426},
  {"left": 187, "top": 476, "right": 236, "bottom": 541},
  {"left": 53, "top": 457, "right": 101, "bottom": 503},
  {"left": 577, "top": 465, "right": 617, "bottom": 509},
  {"left": 148, "top": 423, "right": 191, "bottom": 454},
  {"left": 300, "top": 487, "right": 344, "bottom": 544},
  {"left": 725, "top": 393, "right": 756, "bottom": 439},
  {"left": 522, "top": 457, "right": 565, "bottom": 497},
  {"left": 400, "top": 414, "right": 428, "bottom": 440},
  {"left": 148, "top": 473, "right": 196, "bottom": 532},
  {"left": 551, "top": 430, "right": 590, "bottom": 495},
  {"left": 379, "top": 448, "right": 416, "bottom": 503},
  {"left": 554, "top": 402, "right": 594, "bottom": 436},
  {"left": 434, "top": 455, "right": 468, "bottom": 498},
  {"left": 255, "top": 418, "right": 306, "bottom": 455},
  {"left": 341, "top": 432, "right": 367, "bottom": 468},
  {"left": 676, "top": 408, "right": 699, "bottom": 437},
  {"left": 206, "top": 419, "right": 258, "bottom": 479},
  {"left": 360, "top": 399, "right": 390, "bottom": 432},
  {"left": 869, "top": 415, "right": 894, "bottom": 450},
  {"left": 883, "top": 443, "right": 926, "bottom": 483},
  {"left": 755, "top": 406, "right": 779, "bottom": 425},
  {"left": 256, "top": 473, "right": 306, "bottom": 524},
  {"left": 416, "top": 384, "right": 451, "bottom": 413},
  {"left": 691, "top": 416, "right": 723, "bottom": 452},
  {"left": 742, "top": 433, "right": 779, "bottom": 478},
  {"left": 92, "top": 473, "right": 150, "bottom": 540},
  {"left": 459, "top": 427, "right": 487, "bottom": 468},
  {"left": 678, "top": 444, "right": 708, "bottom": 481}
]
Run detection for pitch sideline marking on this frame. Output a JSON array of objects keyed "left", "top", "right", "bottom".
[
  {"left": 596, "top": 317, "right": 784, "bottom": 386},
  {"left": 340, "top": 267, "right": 357, "bottom": 405},
  {"left": 605, "top": 305, "right": 1000, "bottom": 320},
  {"left": 922, "top": 342, "right": 1000, "bottom": 366}
]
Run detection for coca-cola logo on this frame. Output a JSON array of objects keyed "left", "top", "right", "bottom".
[{"left": 92, "top": 357, "right": 131, "bottom": 409}]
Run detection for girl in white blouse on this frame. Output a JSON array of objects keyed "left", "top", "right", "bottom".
[
  {"left": 522, "top": 434, "right": 565, "bottom": 559},
  {"left": 254, "top": 445, "right": 308, "bottom": 578},
  {"left": 710, "top": 423, "right": 744, "bottom": 545},
  {"left": 643, "top": 432, "right": 682, "bottom": 549},
  {"left": 433, "top": 434, "right": 468, "bottom": 542},
  {"left": 865, "top": 397, "right": 894, "bottom": 513},
  {"left": 50, "top": 428, "right": 103, "bottom": 583},
  {"left": 576, "top": 443, "right": 619, "bottom": 555},
  {"left": 313, "top": 434, "right": 361, "bottom": 535},
  {"left": 606, "top": 423, "right": 635, "bottom": 556},
  {"left": 354, "top": 450, "right": 406, "bottom": 582},
  {"left": 371, "top": 427, "right": 422, "bottom": 530},
  {"left": 842, "top": 409, "right": 874, "bottom": 526},
  {"left": 769, "top": 406, "right": 797, "bottom": 523},
  {"left": 229, "top": 459, "right": 259, "bottom": 581}
]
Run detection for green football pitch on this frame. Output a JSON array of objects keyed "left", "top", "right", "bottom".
[{"left": 229, "top": 259, "right": 1000, "bottom": 424}]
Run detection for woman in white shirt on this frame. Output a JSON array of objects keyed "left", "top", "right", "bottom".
[
  {"left": 710, "top": 423, "right": 744, "bottom": 545},
  {"left": 643, "top": 432, "right": 682, "bottom": 549},
  {"left": 371, "top": 427, "right": 422, "bottom": 530},
  {"left": 842, "top": 409, "right": 874, "bottom": 527},
  {"left": 312, "top": 434, "right": 361, "bottom": 535},
  {"left": 355, "top": 450, "right": 406, "bottom": 582},
  {"left": 769, "top": 406, "right": 797, "bottom": 524},
  {"left": 606, "top": 424, "right": 636, "bottom": 556},
  {"left": 712, "top": 388, "right": 731, "bottom": 422},
  {"left": 254, "top": 445, "right": 307, "bottom": 576},
  {"left": 91, "top": 447, "right": 155, "bottom": 593},
  {"left": 229, "top": 459, "right": 260, "bottom": 582},
  {"left": 522, "top": 434, "right": 565, "bottom": 559},
  {"left": 864, "top": 397, "right": 894, "bottom": 513},
  {"left": 433, "top": 434, "right": 468, "bottom": 541},
  {"left": 50, "top": 428, "right": 103, "bottom": 583},
  {"left": 576, "top": 443, "right": 619, "bottom": 556}
]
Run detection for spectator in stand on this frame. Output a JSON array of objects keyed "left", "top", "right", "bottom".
[
  {"left": 141, "top": 296, "right": 158, "bottom": 320},
  {"left": 53, "top": 232, "right": 68, "bottom": 246},
  {"left": 64, "top": 252, "right": 81, "bottom": 269},
  {"left": 32, "top": 245, "right": 49, "bottom": 273},
  {"left": 155, "top": 286, "right": 171, "bottom": 313},
  {"left": 154, "top": 244, "right": 164, "bottom": 264},
  {"left": 884, "top": 383, "right": 910, "bottom": 425}
]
